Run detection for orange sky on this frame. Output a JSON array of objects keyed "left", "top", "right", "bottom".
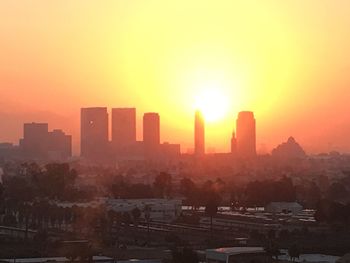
[{"left": 1, "top": 1, "right": 350, "bottom": 155}]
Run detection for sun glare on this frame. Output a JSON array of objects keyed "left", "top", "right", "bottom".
[{"left": 195, "top": 88, "right": 229, "bottom": 122}]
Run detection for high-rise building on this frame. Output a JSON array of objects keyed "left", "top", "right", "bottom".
[
  {"left": 236, "top": 111, "right": 256, "bottom": 158},
  {"left": 143, "top": 112, "right": 160, "bottom": 158},
  {"left": 231, "top": 131, "right": 237, "bottom": 155},
  {"left": 160, "top": 142, "right": 181, "bottom": 161},
  {"left": 111, "top": 108, "right": 136, "bottom": 151},
  {"left": 48, "top": 129, "right": 72, "bottom": 160},
  {"left": 20, "top": 122, "right": 49, "bottom": 159},
  {"left": 194, "top": 110, "right": 205, "bottom": 156},
  {"left": 19, "top": 123, "right": 72, "bottom": 160},
  {"left": 81, "top": 107, "right": 109, "bottom": 160}
]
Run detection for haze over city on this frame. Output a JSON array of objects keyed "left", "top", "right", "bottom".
[
  {"left": 1, "top": 0, "right": 350, "bottom": 155},
  {"left": 3, "top": 1, "right": 350, "bottom": 262}
]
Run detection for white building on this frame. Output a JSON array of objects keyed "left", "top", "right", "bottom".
[
  {"left": 206, "top": 247, "right": 268, "bottom": 263},
  {"left": 265, "top": 202, "right": 303, "bottom": 215},
  {"left": 106, "top": 198, "right": 182, "bottom": 222},
  {"left": 56, "top": 198, "right": 182, "bottom": 223}
]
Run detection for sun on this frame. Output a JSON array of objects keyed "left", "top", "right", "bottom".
[{"left": 195, "top": 88, "right": 229, "bottom": 122}]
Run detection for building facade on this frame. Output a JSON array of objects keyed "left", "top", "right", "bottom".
[
  {"left": 111, "top": 108, "right": 136, "bottom": 152},
  {"left": 20, "top": 122, "right": 49, "bottom": 159},
  {"left": 19, "top": 123, "right": 72, "bottom": 161},
  {"left": 236, "top": 111, "right": 256, "bottom": 158},
  {"left": 48, "top": 129, "right": 72, "bottom": 160},
  {"left": 194, "top": 110, "right": 205, "bottom": 156},
  {"left": 81, "top": 107, "right": 109, "bottom": 161},
  {"left": 143, "top": 112, "right": 160, "bottom": 159}
]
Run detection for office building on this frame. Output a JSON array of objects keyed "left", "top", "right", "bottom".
[
  {"left": 0, "top": 143, "right": 20, "bottom": 160},
  {"left": 20, "top": 122, "right": 49, "bottom": 159},
  {"left": 143, "top": 112, "right": 160, "bottom": 158},
  {"left": 194, "top": 110, "right": 205, "bottom": 156},
  {"left": 81, "top": 107, "right": 108, "bottom": 160},
  {"left": 160, "top": 142, "right": 181, "bottom": 160},
  {"left": 19, "top": 123, "right": 72, "bottom": 160},
  {"left": 236, "top": 111, "right": 256, "bottom": 158},
  {"left": 111, "top": 108, "right": 136, "bottom": 152},
  {"left": 48, "top": 129, "right": 72, "bottom": 160}
]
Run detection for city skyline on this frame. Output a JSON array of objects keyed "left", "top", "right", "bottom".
[
  {"left": 0, "top": 106, "right": 348, "bottom": 156},
  {"left": 1, "top": 1, "right": 350, "bottom": 154},
  {"left": 1, "top": 107, "right": 259, "bottom": 158},
  {"left": 1, "top": 1, "right": 350, "bottom": 260}
]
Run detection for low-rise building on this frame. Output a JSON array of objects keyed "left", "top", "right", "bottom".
[
  {"left": 206, "top": 247, "right": 269, "bottom": 263},
  {"left": 265, "top": 202, "right": 303, "bottom": 215},
  {"left": 106, "top": 198, "right": 182, "bottom": 222},
  {"left": 56, "top": 198, "right": 182, "bottom": 222}
]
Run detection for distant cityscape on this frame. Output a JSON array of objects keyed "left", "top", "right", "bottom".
[
  {"left": 0, "top": 107, "right": 260, "bottom": 163},
  {"left": 2, "top": 1, "right": 350, "bottom": 262}
]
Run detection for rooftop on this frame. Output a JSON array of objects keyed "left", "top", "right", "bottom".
[{"left": 207, "top": 247, "right": 265, "bottom": 256}]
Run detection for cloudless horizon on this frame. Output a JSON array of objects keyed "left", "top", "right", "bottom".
[{"left": 1, "top": 1, "right": 350, "bottom": 155}]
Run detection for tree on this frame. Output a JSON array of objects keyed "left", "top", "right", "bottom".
[
  {"left": 33, "top": 229, "right": 48, "bottom": 254},
  {"left": 2, "top": 214, "right": 17, "bottom": 226},
  {"left": 172, "top": 247, "right": 199, "bottom": 263},
  {"left": 4, "top": 176, "right": 34, "bottom": 205},
  {"left": 265, "top": 242, "right": 279, "bottom": 261},
  {"left": 205, "top": 195, "right": 219, "bottom": 239},
  {"left": 180, "top": 178, "right": 201, "bottom": 209},
  {"left": 153, "top": 172, "right": 172, "bottom": 198},
  {"left": 63, "top": 241, "right": 91, "bottom": 262},
  {"left": 180, "top": 178, "right": 195, "bottom": 196},
  {"left": 314, "top": 199, "right": 350, "bottom": 224},
  {"left": 42, "top": 163, "right": 78, "bottom": 200},
  {"left": 127, "top": 184, "right": 154, "bottom": 199},
  {"left": 328, "top": 182, "right": 349, "bottom": 202},
  {"left": 121, "top": 212, "right": 132, "bottom": 225},
  {"left": 288, "top": 243, "right": 300, "bottom": 262},
  {"left": 0, "top": 183, "right": 4, "bottom": 201},
  {"left": 245, "top": 178, "right": 296, "bottom": 207}
]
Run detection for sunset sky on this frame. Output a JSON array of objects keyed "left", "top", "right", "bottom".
[{"left": 1, "top": 1, "right": 350, "bottom": 154}]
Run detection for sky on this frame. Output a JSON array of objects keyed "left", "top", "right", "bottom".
[{"left": 1, "top": 0, "right": 350, "bottom": 155}]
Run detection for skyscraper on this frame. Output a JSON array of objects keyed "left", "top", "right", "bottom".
[
  {"left": 231, "top": 131, "right": 237, "bottom": 156},
  {"left": 111, "top": 108, "right": 136, "bottom": 151},
  {"left": 21, "top": 122, "right": 49, "bottom": 159},
  {"left": 236, "top": 111, "right": 256, "bottom": 158},
  {"left": 48, "top": 129, "right": 72, "bottom": 160},
  {"left": 143, "top": 112, "right": 160, "bottom": 158},
  {"left": 19, "top": 123, "right": 72, "bottom": 160},
  {"left": 81, "top": 107, "right": 108, "bottom": 160},
  {"left": 194, "top": 110, "right": 205, "bottom": 156}
]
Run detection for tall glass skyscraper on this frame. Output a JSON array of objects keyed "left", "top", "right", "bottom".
[{"left": 236, "top": 111, "right": 256, "bottom": 158}]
